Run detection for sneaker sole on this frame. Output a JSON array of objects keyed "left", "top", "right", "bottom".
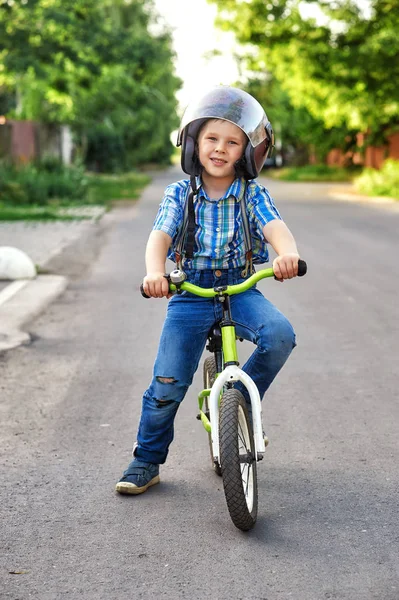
[{"left": 115, "top": 475, "right": 160, "bottom": 495}]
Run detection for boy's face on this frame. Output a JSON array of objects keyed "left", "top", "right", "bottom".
[{"left": 197, "top": 119, "right": 247, "bottom": 181}]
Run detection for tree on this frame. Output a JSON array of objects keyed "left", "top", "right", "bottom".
[
  {"left": 0, "top": 0, "right": 181, "bottom": 169},
  {"left": 245, "top": 75, "right": 354, "bottom": 163},
  {"left": 209, "top": 0, "right": 399, "bottom": 153}
]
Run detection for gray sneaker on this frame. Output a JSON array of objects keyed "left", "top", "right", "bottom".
[{"left": 115, "top": 459, "right": 160, "bottom": 495}]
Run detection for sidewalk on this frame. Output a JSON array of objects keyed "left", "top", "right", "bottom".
[{"left": 0, "top": 207, "right": 106, "bottom": 352}]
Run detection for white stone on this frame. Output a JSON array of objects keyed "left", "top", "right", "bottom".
[{"left": 0, "top": 246, "right": 37, "bottom": 280}]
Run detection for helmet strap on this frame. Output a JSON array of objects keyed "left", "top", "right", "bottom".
[{"left": 184, "top": 176, "right": 198, "bottom": 260}]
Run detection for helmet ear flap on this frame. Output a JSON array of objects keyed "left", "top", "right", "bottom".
[
  {"left": 180, "top": 120, "right": 206, "bottom": 176},
  {"left": 243, "top": 136, "right": 272, "bottom": 179},
  {"left": 181, "top": 130, "right": 196, "bottom": 175},
  {"left": 244, "top": 143, "right": 257, "bottom": 179}
]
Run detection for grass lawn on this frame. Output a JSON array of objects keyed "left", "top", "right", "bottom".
[
  {"left": 0, "top": 171, "right": 151, "bottom": 221},
  {"left": 264, "top": 164, "right": 357, "bottom": 182},
  {"left": 0, "top": 205, "right": 90, "bottom": 221},
  {"left": 85, "top": 171, "right": 151, "bottom": 204},
  {"left": 264, "top": 162, "right": 399, "bottom": 199}
]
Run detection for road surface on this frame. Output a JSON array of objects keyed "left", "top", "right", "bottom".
[{"left": 1, "top": 167, "right": 398, "bottom": 599}]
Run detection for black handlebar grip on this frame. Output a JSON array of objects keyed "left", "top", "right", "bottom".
[
  {"left": 297, "top": 259, "right": 307, "bottom": 277},
  {"left": 140, "top": 284, "right": 151, "bottom": 299}
]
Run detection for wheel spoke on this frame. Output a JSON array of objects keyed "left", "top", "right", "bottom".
[
  {"left": 238, "top": 433, "right": 246, "bottom": 449},
  {"left": 238, "top": 408, "right": 254, "bottom": 509},
  {"left": 238, "top": 421, "right": 246, "bottom": 446},
  {"left": 241, "top": 464, "right": 250, "bottom": 497}
]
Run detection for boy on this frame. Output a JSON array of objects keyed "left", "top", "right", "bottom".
[{"left": 116, "top": 86, "right": 300, "bottom": 495}]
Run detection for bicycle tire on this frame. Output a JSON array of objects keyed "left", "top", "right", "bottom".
[
  {"left": 203, "top": 356, "right": 222, "bottom": 476},
  {"left": 219, "top": 388, "right": 258, "bottom": 531}
]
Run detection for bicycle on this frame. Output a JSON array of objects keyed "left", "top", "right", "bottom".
[{"left": 141, "top": 259, "right": 307, "bottom": 531}]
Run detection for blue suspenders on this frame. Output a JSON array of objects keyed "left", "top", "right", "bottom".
[{"left": 174, "top": 181, "right": 254, "bottom": 276}]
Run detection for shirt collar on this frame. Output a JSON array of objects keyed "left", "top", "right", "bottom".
[{"left": 196, "top": 176, "right": 245, "bottom": 202}]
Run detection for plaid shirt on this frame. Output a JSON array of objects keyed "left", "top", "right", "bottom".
[{"left": 153, "top": 176, "right": 282, "bottom": 269}]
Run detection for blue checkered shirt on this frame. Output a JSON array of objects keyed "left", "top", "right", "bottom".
[{"left": 153, "top": 176, "right": 282, "bottom": 269}]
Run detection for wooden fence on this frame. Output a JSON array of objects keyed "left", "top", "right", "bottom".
[
  {"left": 0, "top": 119, "right": 73, "bottom": 164},
  {"left": 327, "top": 132, "right": 399, "bottom": 169}
]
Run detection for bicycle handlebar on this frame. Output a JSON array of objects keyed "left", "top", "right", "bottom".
[{"left": 140, "top": 259, "right": 307, "bottom": 299}]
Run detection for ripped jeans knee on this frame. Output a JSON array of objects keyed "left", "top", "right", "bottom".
[
  {"left": 156, "top": 376, "right": 177, "bottom": 385},
  {"left": 133, "top": 373, "right": 191, "bottom": 464},
  {"left": 150, "top": 374, "right": 189, "bottom": 404}
]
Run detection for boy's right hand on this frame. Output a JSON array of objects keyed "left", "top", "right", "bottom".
[{"left": 142, "top": 272, "right": 171, "bottom": 299}]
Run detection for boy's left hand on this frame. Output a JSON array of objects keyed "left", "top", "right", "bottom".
[{"left": 273, "top": 253, "right": 300, "bottom": 282}]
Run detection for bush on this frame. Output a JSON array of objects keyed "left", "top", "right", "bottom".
[
  {"left": 354, "top": 159, "right": 399, "bottom": 199},
  {"left": 0, "top": 159, "right": 88, "bottom": 205},
  {"left": 40, "top": 158, "right": 88, "bottom": 200},
  {"left": 0, "top": 180, "right": 28, "bottom": 204},
  {"left": 85, "top": 126, "right": 126, "bottom": 173}
]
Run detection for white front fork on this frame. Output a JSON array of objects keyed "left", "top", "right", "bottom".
[{"left": 209, "top": 365, "right": 265, "bottom": 465}]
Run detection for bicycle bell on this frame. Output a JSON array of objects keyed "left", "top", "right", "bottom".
[{"left": 169, "top": 269, "right": 187, "bottom": 284}]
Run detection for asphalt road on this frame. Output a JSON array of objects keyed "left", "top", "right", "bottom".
[{"left": 1, "top": 167, "right": 398, "bottom": 600}]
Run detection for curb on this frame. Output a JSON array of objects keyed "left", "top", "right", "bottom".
[
  {"left": 0, "top": 212, "right": 108, "bottom": 353},
  {"left": 327, "top": 191, "right": 398, "bottom": 205},
  {"left": 0, "top": 275, "right": 68, "bottom": 352}
]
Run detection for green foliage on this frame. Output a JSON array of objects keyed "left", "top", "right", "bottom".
[
  {"left": 210, "top": 0, "right": 399, "bottom": 152},
  {"left": 0, "top": 165, "right": 150, "bottom": 219},
  {"left": 0, "top": 160, "right": 88, "bottom": 205},
  {"left": 85, "top": 125, "right": 127, "bottom": 173},
  {"left": 354, "top": 159, "right": 399, "bottom": 198},
  {"left": 265, "top": 164, "right": 355, "bottom": 182},
  {"left": 0, "top": 204, "right": 89, "bottom": 221},
  {"left": 245, "top": 77, "right": 354, "bottom": 163},
  {"left": 86, "top": 171, "right": 151, "bottom": 203},
  {"left": 0, "top": 180, "right": 27, "bottom": 204},
  {"left": 0, "top": 0, "right": 181, "bottom": 169},
  {"left": 0, "top": 87, "right": 15, "bottom": 114}
]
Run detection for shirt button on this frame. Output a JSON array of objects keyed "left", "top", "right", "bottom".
[{"left": 216, "top": 227, "right": 220, "bottom": 232}]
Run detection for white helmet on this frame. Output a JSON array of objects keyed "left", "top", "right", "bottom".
[{"left": 176, "top": 86, "right": 274, "bottom": 179}]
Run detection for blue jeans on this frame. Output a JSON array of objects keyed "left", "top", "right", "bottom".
[{"left": 134, "top": 267, "right": 296, "bottom": 464}]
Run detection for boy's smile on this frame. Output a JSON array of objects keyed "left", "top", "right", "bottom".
[{"left": 197, "top": 119, "right": 247, "bottom": 185}]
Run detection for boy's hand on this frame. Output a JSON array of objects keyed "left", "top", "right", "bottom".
[
  {"left": 143, "top": 272, "right": 171, "bottom": 298},
  {"left": 273, "top": 253, "right": 300, "bottom": 282}
]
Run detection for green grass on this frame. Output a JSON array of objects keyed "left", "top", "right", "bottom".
[
  {"left": 0, "top": 170, "right": 151, "bottom": 221},
  {"left": 0, "top": 204, "right": 92, "bottom": 221},
  {"left": 353, "top": 159, "right": 399, "bottom": 200},
  {"left": 86, "top": 171, "right": 151, "bottom": 204},
  {"left": 264, "top": 164, "right": 356, "bottom": 182}
]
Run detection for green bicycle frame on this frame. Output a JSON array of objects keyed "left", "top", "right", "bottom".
[
  {"left": 198, "top": 389, "right": 212, "bottom": 432},
  {"left": 172, "top": 267, "right": 275, "bottom": 435},
  {"left": 198, "top": 323, "right": 237, "bottom": 433}
]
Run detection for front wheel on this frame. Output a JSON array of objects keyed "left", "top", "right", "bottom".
[{"left": 219, "top": 388, "right": 258, "bottom": 531}]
